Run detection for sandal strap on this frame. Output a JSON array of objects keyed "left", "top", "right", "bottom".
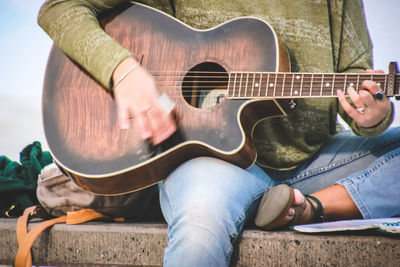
[{"left": 304, "top": 194, "right": 325, "bottom": 223}]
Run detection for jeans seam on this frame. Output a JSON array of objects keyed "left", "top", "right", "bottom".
[
  {"left": 226, "top": 187, "right": 266, "bottom": 264},
  {"left": 288, "top": 151, "right": 370, "bottom": 184},
  {"left": 288, "top": 135, "right": 400, "bottom": 185},
  {"left": 160, "top": 181, "right": 176, "bottom": 228}
]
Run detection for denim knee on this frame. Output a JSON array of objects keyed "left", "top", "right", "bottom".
[{"left": 159, "top": 157, "right": 272, "bottom": 266}]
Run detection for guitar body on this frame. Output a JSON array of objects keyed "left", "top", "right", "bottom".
[{"left": 42, "top": 4, "right": 288, "bottom": 195}]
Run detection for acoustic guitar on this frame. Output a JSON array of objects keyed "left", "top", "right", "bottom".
[{"left": 42, "top": 3, "right": 399, "bottom": 195}]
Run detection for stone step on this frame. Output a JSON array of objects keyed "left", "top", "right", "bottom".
[{"left": 1, "top": 218, "right": 399, "bottom": 266}]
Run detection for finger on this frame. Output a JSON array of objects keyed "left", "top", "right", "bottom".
[
  {"left": 143, "top": 93, "right": 177, "bottom": 144},
  {"left": 145, "top": 106, "right": 177, "bottom": 144},
  {"left": 152, "top": 123, "right": 177, "bottom": 145},
  {"left": 362, "top": 80, "right": 381, "bottom": 95},
  {"left": 362, "top": 80, "right": 389, "bottom": 105},
  {"left": 145, "top": 103, "right": 167, "bottom": 131},
  {"left": 134, "top": 107, "right": 153, "bottom": 140},
  {"left": 117, "top": 102, "right": 130, "bottom": 129},
  {"left": 337, "top": 89, "right": 362, "bottom": 120},
  {"left": 366, "top": 69, "right": 384, "bottom": 74},
  {"left": 358, "top": 89, "right": 376, "bottom": 107},
  {"left": 347, "top": 86, "right": 365, "bottom": 109},
  {"left": 364, "top": 70, "right": 385, "bottom": 99}
]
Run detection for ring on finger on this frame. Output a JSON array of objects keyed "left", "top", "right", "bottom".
[
  {"left": 375, "top": 90, "right": 384, "bottom": 100},
  {"left": 357, "top": 107, "right": 365, "bottom": 114},
  {"left": 140, "top": 107, "right": 154, "bottom": 117},
  {"left": 146, "top": 107, "right": 154, "bottom": 116}
]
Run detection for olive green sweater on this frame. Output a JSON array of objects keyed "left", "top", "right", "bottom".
[{"left": 38, "top": 0, "right": 393, "bottom": 170}]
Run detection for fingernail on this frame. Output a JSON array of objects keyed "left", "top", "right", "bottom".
[
  {"left": 153, "top": 126, "right": 176, "bottom": 145},
  {"left": 288, "top": 208, "right": 295, "bottom": 216}
]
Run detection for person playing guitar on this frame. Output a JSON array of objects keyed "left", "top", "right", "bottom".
[{"left": 38, "top": 1, "right": 400, "bottom": 266}]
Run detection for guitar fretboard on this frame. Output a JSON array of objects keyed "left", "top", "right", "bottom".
[{"left": 227, "top": 72, "right": 400, "bottom": 99}]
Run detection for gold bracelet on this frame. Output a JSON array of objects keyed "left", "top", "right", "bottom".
[{"left": 113, "top": 61, "right": 140, "bottom": 88}]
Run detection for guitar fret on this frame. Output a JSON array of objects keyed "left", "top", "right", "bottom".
[
  {"left": 252, "top": 73, "right": 256, "bottom": 96},
  {"left": 322, "top": 74, "right": 333, "bottom": 96},
  {"left": 234, "top": 73, "right": 238, "bottom": 97},
  {"left": 227, "top": 71, "right": 396, "bottom": 100},
  {"left": 227, "top": 73, "right": 232, "bottom": 97},
  {"left": 300, "top": 74, "right": 304, "bottom": 97},
  {"left": 314, "top": 74, "right": 321, "bottom": 96},
  {"left": 238, "top": 73, "right": 243, "bottom": 97},
  {"left": 290, "top": 73, "right": 295, "bottom": 97},
  {"left": 244, "top": 73, "right": 249, "bottom": 97},
  {"left": 251, "top": 73, "right": 256, "bottom": 97},
  {"left": 320, "top": 74, "right": 324, "bottom": 96},
  {"left": 253, "top": 73, "right": 256, "bottom": 96},
  {"left": 257, "top": 73, "right": 261, "bottom": 96},
  {"left": 231, "top": 73, "right": 235, "bottom": 97},
  {"left": 258, "top": 72, "right": 262, "bottom": 97},
  {"left": 231, "top": 73, "right": 236, "bottom": 97},
  {"left": 238, "top": 73, "right": 242, "bottom": 96},
  {"left": 309, "top": 74, "right": 313, "bottom": 96},
  {"left": 236, "top": 72, "right": 239, "bottom": 97},
  {"left": 292, "top": 74, "right": 299, "bottom": 97},
  {"left": 350, "top": 75, "right": 356, "bottom": 89}
]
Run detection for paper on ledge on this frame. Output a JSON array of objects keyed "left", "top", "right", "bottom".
[{"left": 291, "top": 218, "right": 400, "bottom": 234}]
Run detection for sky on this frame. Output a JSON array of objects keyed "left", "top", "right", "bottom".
[{"left": 0, "top": 0, "right": 399, "bottom": 161}]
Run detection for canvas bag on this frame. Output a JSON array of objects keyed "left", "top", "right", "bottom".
[
  {"left": 36, "top": 163, "right": 161, "bottom": 219},
  {"left": 15, "top": 163, "right": 162, "bottom": 267}
]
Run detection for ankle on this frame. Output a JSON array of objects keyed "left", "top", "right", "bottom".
[
  {"left": 312, "top": 185, "right": 362, "bottom": 221},
  {"left": 304, "top": 194, "right": 325, "bottom": 223}
]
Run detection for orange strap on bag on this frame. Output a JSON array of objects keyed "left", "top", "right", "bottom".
[{"left": 14, "top": 206, "right": 105, "bottom": 267}]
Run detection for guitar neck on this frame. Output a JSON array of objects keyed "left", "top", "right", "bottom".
[{"left": 227, "top": 71, "right": 400, "bottom": 99}]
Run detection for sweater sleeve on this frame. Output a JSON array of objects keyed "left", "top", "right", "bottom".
[
  {"left": 38, "top": 0, "right": 133, "bottom": 90},
  {"left": 333, "top": 0, "right": 393, "bottom": 136}
]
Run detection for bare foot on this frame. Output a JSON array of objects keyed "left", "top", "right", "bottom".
[{"left": 274, "top": 189, "right": 317, "bottom": 227}]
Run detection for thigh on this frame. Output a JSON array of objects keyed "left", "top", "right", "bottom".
[
  {"left": 158, "top": 157, "right": 277, "bottom": 266},
  {"left": 287, "top": 127, "right": 400, "bottom": 194},
  {"left": 159, "top": 157, "right": 277, "bottom": 226}
]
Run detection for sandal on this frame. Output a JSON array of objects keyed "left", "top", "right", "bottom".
[{"left": 255, "top": 184, "right": 324, "bottom": 230}]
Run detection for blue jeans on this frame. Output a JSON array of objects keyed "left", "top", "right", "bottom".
[{"left": 159, "top": 127, "right": 400, "bottom": 266}]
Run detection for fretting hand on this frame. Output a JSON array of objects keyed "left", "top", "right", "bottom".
[
  {"left": 112, "top": 57, "right": 177, "bottom": 144},
  {"left": 337, "top": 70, "right": 390, "bottom": 128}
]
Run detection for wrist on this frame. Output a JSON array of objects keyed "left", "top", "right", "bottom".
[{"left": 112, "top": 57, "right": 140, "bottom": 88}]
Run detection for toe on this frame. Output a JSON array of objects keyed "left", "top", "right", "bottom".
[
  {"left": 293, "top": 189, "right": 305, "bottom": 206},
  {"left": 276, "top": 208, "right": 296, "bottom": 226}
]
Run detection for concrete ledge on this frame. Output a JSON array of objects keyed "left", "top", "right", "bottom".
[{"left": 1, "top": 218, "right": 399, "bottom": 266}]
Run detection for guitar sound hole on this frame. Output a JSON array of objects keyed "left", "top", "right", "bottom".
[{"left": 182, "top": 62, "right": 228, "bottom": 109}]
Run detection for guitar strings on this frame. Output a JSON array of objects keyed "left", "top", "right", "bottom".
[{"left": 144, "top": 71, "right": 391, "bottom": 99}]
